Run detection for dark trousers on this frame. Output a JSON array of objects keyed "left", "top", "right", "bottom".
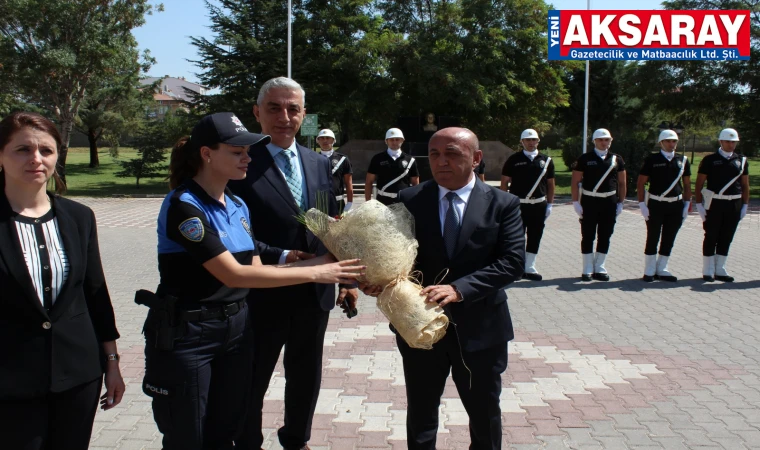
[
  {"left": 703, "top": 199, "right": 742, "bottom": 256},
  {"left": 396, "top": 329, "right": 509, "bottom": 450},
  {"left": 143, "top": 303, "right": 252, "bottom": 450},
  {"left": 645, "top": 199, "right": 684, "bottom": 256},
  {"left": 520, "top": 202, "right": 547, "bottom": 254},
  {"left": 239, "top": 301, "right": 330, "bottom": 449},
  {"left": 580, "top": 196, "right": 617, "bottom": 254},
  {"left": 0, "top": 376, "right": 102, "bottom": 450}
]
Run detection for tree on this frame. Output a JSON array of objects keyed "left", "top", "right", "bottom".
[
  {"left": 0, "top": 0, "right": 160, "bottom": 182},
  {"left": 116, "top": 116, "right": 170, "bottom": 188},
  {"left": 378, "top": 0, "right": 574, "bottom": 143},
  {"left": 627, "top": 0, "right": 760, "bottom": 154}
]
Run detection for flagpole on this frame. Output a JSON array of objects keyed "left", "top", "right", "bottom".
[
  {"left": 287, "top": 0, "right": 292, "bottom": 78},
  {"left": 582, "top": 0, "right": 590, "bottom": 154}
]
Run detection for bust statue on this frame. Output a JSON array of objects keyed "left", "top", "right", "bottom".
[{"left": 422, "top": 112, "right": 438, "bottom": 132}]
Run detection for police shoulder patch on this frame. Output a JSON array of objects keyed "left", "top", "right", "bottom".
[
  {"left": 179, "top": 217, "right": 204, "bottom": 242},
  {"left": 401, "top": 160, "right": 409, "bottom": 168},
  {"left": 240, "top": 217, "right": 252, "bottom": 236},
  {"left": 539, "top": 160, "right": 546, "bottom": 168}
]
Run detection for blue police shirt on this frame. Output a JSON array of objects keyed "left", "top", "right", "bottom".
[{"left": 156, "top": 179, "right": 259, "bottom": 304}]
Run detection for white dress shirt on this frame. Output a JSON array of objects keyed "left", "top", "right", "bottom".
[
  {"left": 660, "top": 149, "right": 675, "bottom": 161},
  {"left": 438, "top": 176, "right": 477, "bottom": 235},
  {"left": 594, "top": 148, "right": 609, "bottom": 159},
  {"left": 718, "top": 148, "right": 734, "bottom": 159},
  {"left": 387, "top": 148, "right": 402, "bottom": 160},
  {"left": 523, "top": 149, "right": 539, "bottom": 161}
]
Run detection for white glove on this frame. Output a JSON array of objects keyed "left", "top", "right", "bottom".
[
  {"left": 696, "top": 203, "right": 707, "bottom": 222},
  {"left": 682, "top": 201, "right": 690, "bottom": 219},
  {"left": 573, "top": 201, "right": 583, "bottom": 218},
  {"left": 740, "top": 204, "right": 748, "bottom": 220},
  {"left": 545, "top": 203, "right": 553, "bottom": 218},
  {"left": 343, "top": 201, "right": 353, "bottom": 212},
  {"left": 638, "top": 202, "right": 649, "bottom": 221},
  {"left": 616, "top": 203, "right": 623, "bottom": 216}
]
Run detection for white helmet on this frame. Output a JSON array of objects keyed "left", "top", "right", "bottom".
[
  {"left": 385, "top": 128, "right": 404, "bottom": 140},
  {"left": 520, "top": 129, "right": 539, "bottom": 140},
  {"left": 718, "top": 128, "right": 740, "bottom": 141},
  {"left": 592, "top": 128, "right": 612, "bottom": 139},
  {"left": 658, "top": 129, "right": 679, "bottom": 142},
  {"left": 317, "top": 129, "right": 335, "bottom": 139}
]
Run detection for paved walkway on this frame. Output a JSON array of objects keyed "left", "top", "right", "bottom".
[{"left": 81, "top": 197, "right": 760, "bottom": 449}]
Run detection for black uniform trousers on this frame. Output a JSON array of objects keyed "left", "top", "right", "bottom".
[
  {"left": 143, "top": 302, "right": 252, "bottom": 450},
  {"left": 238, "top": 301, "right": 330, "bottom": 449},
  {"left": 520, "top": 202, "right": 547, "bottom": 254},
  {"left": 703, "top": 198, "right": 742, "bottom": 256},
  {"left": 0, "top": 376, "right": 102, "bottom": 450},
  {"left": 645, "top": 199, "right": 685, "bottom": 256},
  {"left": 397, "top": 329, "right": 509, "bottom": 450},
  {"left": 580, "top": 196, "right": 618, "bottom": 254}
]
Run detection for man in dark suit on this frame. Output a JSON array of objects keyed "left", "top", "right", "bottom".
[
  {"left": 228, "top": 77, "right": 358, "bottom": 450},
  {"left": 363, "top": 127, "right": 524, "bottom": 449}
]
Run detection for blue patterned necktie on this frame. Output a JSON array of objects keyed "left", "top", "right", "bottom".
[
  {"left": 443, "top": 191, "right": 461, "bottom": 258},
  {"left": 277, "top": 149, "right": 305, "bottom": 210}
]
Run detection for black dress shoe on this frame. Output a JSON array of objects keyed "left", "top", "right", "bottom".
[
  {"left": 703, "top": 275, "right": 715, "bottom": 282},
  {"left": 581, "top": 274, "right": 592, "bottom": 281},
  {"left": 655, "top": 274, "right": 677, "bottom": 282},
  {"left": 523, "top": 272, "right": 543, "bottom": 281},
  {"left": 642, "top": 275, "right": 655, "bottom": 282},
  {"left": 592, "top": 272, "right": 610, "bottom": 281},
  {"left": 715, "top": 275, "right": 734, "bottom": 282}
]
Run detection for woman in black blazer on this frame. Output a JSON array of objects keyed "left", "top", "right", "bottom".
[{"left": 0, "top": 112, "right": 125, "bottom": 449}]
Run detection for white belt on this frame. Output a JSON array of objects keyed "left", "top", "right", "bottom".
[
  {"left": 648, "top": 193, "right": 682, "bottom": 203},
  {"left": 377, "top": 191, "right": 398, "bottom": 198},
  {"left": 520, "top": 196, "right": 546, "bottom": 204},
  {"left": 581, "top": 189, "right": 616, "bottom": 198},
  {"left": 712, "top": 193, "right": 742, "bottom": 200},
  {"left": 335, "top": 194, "right": 346, "bottom": 201}
]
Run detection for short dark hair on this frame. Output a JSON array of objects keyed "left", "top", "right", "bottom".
[{"left": 0, "top": 112, "right": 66, "bottom": 194}]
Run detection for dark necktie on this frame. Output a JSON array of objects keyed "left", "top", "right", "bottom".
[
  {"left": 443, "top": 191, "right": 461, "bottom": 258},
  {"left": 277, "top": 149, "right": 305, "bottom": 210}
]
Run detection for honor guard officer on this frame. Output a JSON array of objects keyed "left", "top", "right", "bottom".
[
  {"left": 695, "top": 128, "right": 750, "bottom": 282},
  {"left": 365, "top": 128, "right": 420, "bottom": 205},
  {"left": 571, "top": 128, "right": 627, "bottom": 281},
  {"left": 637, "top": 130, "right": 692, "bottom": 282},
  {"left": 500, "top": 128, "right": 555, "bottom": 280},
  {"left": 317, "top": 128, "right": 354, "bottom": 212},
  {"left": 139, "top": 113, "right": 364, "bottom": 450}
]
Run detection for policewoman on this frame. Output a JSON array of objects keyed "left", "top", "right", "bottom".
[
  {"left": 500, "top": 128, "right": 555, "bottom": 280},
  {"left": 141, "top": 112, "right": 364, "bottom": 450},
  {"left": 637, "top": 130, "right": 691, "bottom": 282},
  {"left": 365, "top": 128, "right": 420, "bottom": 205},
  {"left": 571, "top": 128, "right": 627, "bottom": 281},
  {"left": 695, "top": 128, "right": 750, "bottom": 282},
  {"left": 317, "top": 128, "right": 355, "bottom": 212}
]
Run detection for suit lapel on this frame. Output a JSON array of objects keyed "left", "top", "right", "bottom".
[
  {"left": 298, "top": 144, "right": 321, "bottom": 209},
  {"left": 253, "top": 145, "right": 301, "bottom": 215},
  {"left": 454, "top": 179, "right": 491, "bottom": 257},
  {"left": 0, "top": 195, "right": 49, "bottom": 318},
  {"left": 47, "top": 197, "right": 82, "bottom": 319}
]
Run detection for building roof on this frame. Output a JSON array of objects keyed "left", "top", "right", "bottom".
[{"left": 140, "top": 76, "right": 208, "bottom": 102}]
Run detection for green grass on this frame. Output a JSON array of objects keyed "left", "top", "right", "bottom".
[
  {"left": 542, "top": 149, "right": 760, "bottom": 199},
  {"left": 62, "top": 147, "right": 170, "bottom": 197}
]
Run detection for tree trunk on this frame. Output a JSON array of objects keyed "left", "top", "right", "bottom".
[
  {"left": 88, "top": 128, "right": 100, "bottom": 168},
  {"left": 57, "top": 114, "right": 75, "bottom": 187}
]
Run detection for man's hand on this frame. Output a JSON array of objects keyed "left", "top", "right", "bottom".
[
  {"left": 336, "top": 287, "right": 359, "bottom": 318},
  {"left": 358, "top": 282, "right": 383, "bottom": 297},
  {"left": 285, "top": 250, "right": 315, "bottom": 263},
  {"left": 421, "top": 284, "right": 462, "bottom": 307}
]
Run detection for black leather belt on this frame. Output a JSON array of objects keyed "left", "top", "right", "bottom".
[{"left": 178, "top": 299, "right": 246, "bottom": 322}]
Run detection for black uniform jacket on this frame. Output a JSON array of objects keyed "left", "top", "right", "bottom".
[
  {"left": 228, "top": 142, "right": 339, "bottom": 311},
  {"left": 398, "top": 179, "right": 524, "bottom": 352},
  {"left": 0, "top": 193, "right": 119, "bottom": 400}
]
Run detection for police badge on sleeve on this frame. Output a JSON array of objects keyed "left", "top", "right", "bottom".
[
  {"left": 240, "top": 217, "right": 252, "bottom": 236},
  {"left": 677, "top": 159, "right": 683, "bottom": 169},
  {"left": 179, "top": 217, "right": 204, "bottom": 242},
  {"left": 733, "top": 159, "right": 742, "bottom": 170},
  {"left": 539, "top": 160, "right": 546, "bottom": 169},
  {"left": 401, "top": 160, "right": 409, "bottom": 168}
]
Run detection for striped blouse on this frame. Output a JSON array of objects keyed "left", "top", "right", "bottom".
[{"left": 14, "top": 209, "right": 70, "bottom": 309}]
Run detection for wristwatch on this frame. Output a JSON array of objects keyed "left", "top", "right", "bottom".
[{"left": 106, "top": 353, "right": 120, "bottom": 362}]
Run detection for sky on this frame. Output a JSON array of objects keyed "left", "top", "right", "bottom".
[{"left": 132, "top": 0, "right": 668, "bottom": 85}]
